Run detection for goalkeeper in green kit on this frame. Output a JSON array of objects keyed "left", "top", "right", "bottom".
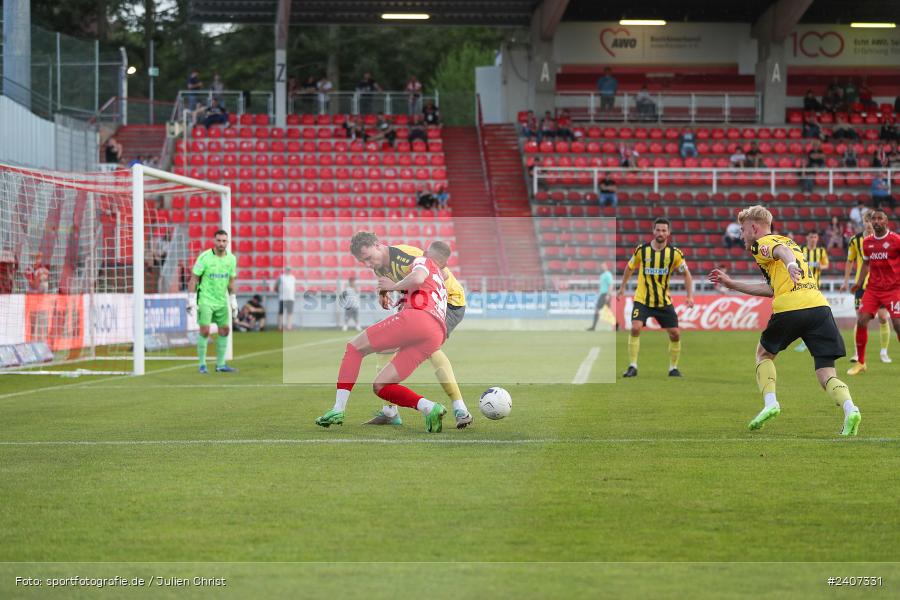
[{"left": 187, "top": 229, "right": 238, "bottom": 374}]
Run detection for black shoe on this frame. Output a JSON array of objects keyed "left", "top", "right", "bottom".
[
  {"left": 668, "top": 368, "right": 683, "bottom": 377},
  {"left": 622, "top": 365, "right": 638, "bottom": 378}
]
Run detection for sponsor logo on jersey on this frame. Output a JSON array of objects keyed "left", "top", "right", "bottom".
[
  {"left": 643, "top": 267, "right": 669, "bottom": 275},
  {"left": 869, "top": 252, "right": 889, "bottom": 260},
  {"left": 759, "top": 244, "right": 769, "bottom": 257}
]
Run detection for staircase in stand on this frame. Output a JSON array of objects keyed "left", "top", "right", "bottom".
[
  {"left": 481, "top": 124, "right": 544, "bottom": 283},
  {"left": 441, "top": 126, "right": 504, "bottom": 281},
  {"left": 113, "top": 124, "right": 167, "bottom": 163}
]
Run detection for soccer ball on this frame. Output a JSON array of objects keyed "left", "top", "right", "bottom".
[{"left": 479, "top": 387, "right": 512, "bottom": 420}]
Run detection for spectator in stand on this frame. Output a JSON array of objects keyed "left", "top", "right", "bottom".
[
  {"left": 723, "top": 221, "right": 743, "bottom": 249},
  {"left": 824, "top": 216, "right": 844, "bottom": 251},
  {"left": 537, "top": 111, "right": 557, "bottom": 143},
  {"left": 556, "top": 109, "right": 574, "bottom": 142},
  {"left": 889, "top": 144, "right": 900, "bottom": 168},
  {"left": 619, "top": 142, "right": 639, "bottom": 167},
  {"left": 186, "top": 70, "right": 203, "bottom": 111},
  {"left": 287, "top": 76, "right": 300, "bottom": 102},
  {"left": 372, "top": 114, "right": 397, "bottom": 147},
  {"left": 235, "top": 295, "right": 266, "bottom": 332},
  {"left": 822, "top": 77, "right": 841, "bottom": 112},
  {"left": 104, "top": 137, "right": 123, "bottom": 164},
  {"left": 634, "top": 85, "right": 656, "bottom": 120},
  {"left": 599, "top": 175, "right": 618, "bottom": 207},
  {"left": 189, "top": 100, "right": 208, "bottom": 126},
  {"left": 871, "top": 173, "right": 896, "bottom": 210},
  {"left": 300, "top": 75, "right": 318, "bottom": 112},
  {"left": 596, "top": 67, "right": 618, "bottom": 113},
  {"left": 858, "top": 77, "right": 875, "bottom": 110},
  {"left": 343, "top": 115, "right": 368, "bottom": 142},
  {"left": 745, "top": 142, "right": 762, "bottom": 168},
  {"left": 435, "top": 184, "right": 449, "bottom": 209},
  {"left": 895, "top": 93, "right": 900, "bottom": 113},
  {"left": 416, "top": 185, "right": 437, "bottom": 210},
  {"left": 678, "top": 129, "right": 698, "bottom": 159},
  {"left": 521, "top": 110, "right": 537, "bottom": 138},
  {"left": 202, "top": 98, "right": 228, "bottom": 128},
  {"left": 274, "top": 267, "right": 297, "bottom": 331},
  {"left": 842, "top": 220, "right": 857, "bottom": 247},
  {"left": 317, "top": 74, "right": 333, "bottom": 113},
  {"left": 407, "top": 114, "right": 428, "bottom": 147},
  {"left": 849, "top": 200, "right": 868, "bottom": 231},
  {"left": 729, "top": 147, "right": 747, "bottom": 168},
  {"left": 843, "top": 78, "right": 859, "bottom": 107},
  {"left": 832, "top": 115, "right": 858, "bottom": 140},
  {"left": 842, "top": 146, "right": 858, "bottom": 168},
  {"left": 802, "top": 113, "right": 824, "bottom": 140},
  {"left": 807, "top": 139, "right": 826, "bottom": 168},
  {"left": 879, "top": 120, "right": 898, "bottom": 142},
  {"left": 803, "top": 89, "right": 822, "bottom": 112},
  {"left": 211, "top": 73, "right": 225, "bottom": 104},
  {"left": 356, "top": 72, "right": 383, "bottom": 113},
  {"left": 405, "top": 75, "right": 423, "bottom": 115},
  {"left": 799, "top": 160, "right": 815, "bottom": 194},
  {"left": 873, "top": 144, "right": 890, "bottom": 167},
  {"left": 423, "top": 100, "right": 440, "bottom": 126}
]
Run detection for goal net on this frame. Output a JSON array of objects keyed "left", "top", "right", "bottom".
[{"left": 0, "top": 163, "right": 231, "bottom": 376}]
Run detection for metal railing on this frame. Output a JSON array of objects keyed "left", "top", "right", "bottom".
[
  {"left": 288, "top": 90, "right": 439, "bottom": 116},
  {"left": 92, "top": 95, "right": 176, "bottom": 126},
  {"left": 532, "top": 166, "right": 896, "bottom": 196},
  {"left": 555, "top": 92, "right": 761, "bottom": 124}
]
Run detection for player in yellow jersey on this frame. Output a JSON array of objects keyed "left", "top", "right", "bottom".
[
  {"left": 794, "top": 230, "right": 829, "bottom": 352},
  {"left": 349, "top": 232, "right": 473, "bottom": 428},
  {"left": 840, "top": 214, "right": 892, "bottom": 364},
  {"left": 708, "top": 205, "right": 861, "bottom": 436},
  {"left": 616, "top": 218, "right": 695, "bottom": 378}
]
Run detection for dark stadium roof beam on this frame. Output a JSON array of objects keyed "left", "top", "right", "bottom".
[{"left": 752, "top": 0, "right": 813, "bottom": 41}]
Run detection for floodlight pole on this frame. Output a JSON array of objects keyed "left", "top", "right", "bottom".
[{"left": 274, "top": 0, "right": 291, "bottom": 127}]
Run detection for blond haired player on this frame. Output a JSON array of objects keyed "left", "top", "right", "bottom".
[{"left": 708, "top": 205, "right": 861, "bottom": 436}]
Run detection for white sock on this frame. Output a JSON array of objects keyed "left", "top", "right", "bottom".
[
  {"left": 451, "top": 399, "right": 468, "bottom": 414},
  {"left": 381, "top": 405, "right": 398, "bottom": 418},
  {"left": 842, "top": 399, "right": 857, "bottom": 416},
  {"left": 630, "top": 362, "right": 638, "bottom": 368},
  {"left": 764, "top": 392, "right": 779, "bottom": 409},
  {"left": 881, "top": 348, "right": 889, "bottom": 356},
  {"left": 416, "top": 398, "right": 436, "bottom": 414},
  {"left": 333, "top": 389, "right": 351, "bottom": 412}
]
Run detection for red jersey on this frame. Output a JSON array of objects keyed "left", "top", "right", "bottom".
[
  {"left": 404, "top": 256, "right": 448, "bottom": 334},
  {"left": 863, "top": 231, "right": 900, "bottom": 292}
]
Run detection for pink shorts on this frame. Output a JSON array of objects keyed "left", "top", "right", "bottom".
[{"left": 366, "top": 310, "right": 445, "bottom": 380}]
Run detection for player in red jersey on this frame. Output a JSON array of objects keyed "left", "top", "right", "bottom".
[
  {"left": 847, "top": 207, "right": 900, "bottom": 375},
  {"left": 315, "top": 250, "right": 451, "bottom": 432}
]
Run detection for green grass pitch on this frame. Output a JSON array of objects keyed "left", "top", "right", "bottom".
[{"left": 1, "top": 329, "right": 898, "bottom": 599}]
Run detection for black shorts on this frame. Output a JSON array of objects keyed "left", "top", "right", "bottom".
[
  {"left": 632, "top": 301, "right": 678, "bottom": 329},
  {"left": 760, "top": 306, "right": 846, "bottom": 369},
  {"left": 595, "top": 293, "right": 609, "bottom": 310},
  {"left": 445, "top": 305, "right": 465, "bottom": 338},
  {"left": 854, "top": 287, "right": 865, "bottom": 311},
  {"left": 279, "top": 300, "right": 294, "bottom": 315}
]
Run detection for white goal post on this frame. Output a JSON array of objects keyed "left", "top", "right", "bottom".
[{"left": 0, "top": 162, "right": 232, "bottom": 376}]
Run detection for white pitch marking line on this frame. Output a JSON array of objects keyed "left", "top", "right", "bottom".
[
  {"left": 0, "top": 337, "right": 345, "bottom": 401},
  {"left": 572, "top": 346, "right": 601, "bottom": 384},
  {"left": 0, "top": 437, "right": 896, "bottom": 447}
]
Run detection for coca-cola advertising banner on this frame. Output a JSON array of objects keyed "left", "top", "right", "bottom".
[{"left": 619, "top": 295, "right": 773, "bottom": 331}]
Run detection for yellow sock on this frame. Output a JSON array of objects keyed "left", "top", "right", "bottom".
[
  {"left": 428, "top": 350, "right": 464, "bottom": 404},
  {"left": 880, "top": 321, "right": 891, "bottom": 351},
  {"left": 756, "top": 359, "right": 777, "bottom": 395},
  {"left": 627, "top": 335, "right": 640, "bottom": 366},
  {"left": 668, "top": 340, "right": 682, "bottom": 369},
  {"left": 825, "top": 377, "right": 852, "bottom": 407}
]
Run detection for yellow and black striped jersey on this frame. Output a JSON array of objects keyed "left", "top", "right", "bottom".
[
  {"left": 801, "top": 245, "right": 829, "bottom": 286},
  {"left": 375, "top": 244, "right": 465, "bottom": 307},
  {"left": 847, "top": 233, "right": 869, "bottom": 288},
  {"left": 626, "top": 243, "right": 686, "bottom": 308},
  {"left": 751, "top": 234, "right": 828, "bottom": 314}
]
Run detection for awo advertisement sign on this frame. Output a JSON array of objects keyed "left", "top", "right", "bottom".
[
  {"left": 789, "top": 25, "right": 900, "bottom": 66},
  {"left": 619, "top": 295, "right": 772, "bottom": 331},
  {"left": 554, "top": 22, "right": 752, "bottom": 65}
]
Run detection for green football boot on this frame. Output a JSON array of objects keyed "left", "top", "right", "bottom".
[
  {"left": 748, "top": 404, "right": 781, "bottom": 431},
  {"left": 363, "top": 410, "right": 403, "bottom": 425},
  {"left": 840, "top": 409, "right": 861, "bottom": 437},
  {"left": 424, "top": 403, "right": 447, "bottom": 433},
  {"left": 315, "top": 409, "right": 344, "bottom": 428}
]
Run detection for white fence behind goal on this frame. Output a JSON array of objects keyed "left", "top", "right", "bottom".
[{"left": 0, "top": 163, "right": 231, "bottom": 375}]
